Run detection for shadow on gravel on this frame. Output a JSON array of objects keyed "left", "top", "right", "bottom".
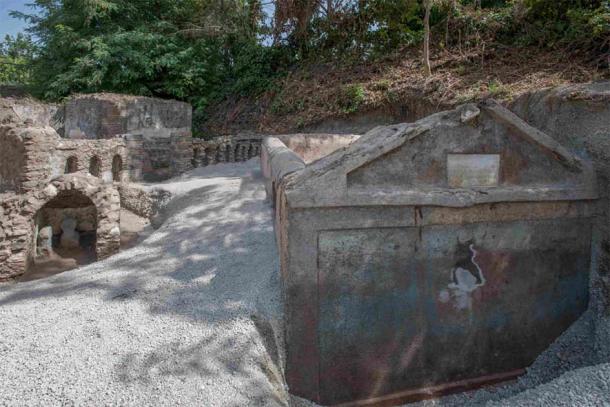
[
  {"left": 0, "top": 161, "right": 287, "bottom": 405},
  {"left": 116, "top": 328, "right": 288, "bottom": 407}
]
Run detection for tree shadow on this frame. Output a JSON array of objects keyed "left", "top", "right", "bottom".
[{"left": 0, "top": 159, "right": 288, "bottom": 405}]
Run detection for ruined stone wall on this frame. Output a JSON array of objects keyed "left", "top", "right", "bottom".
[
  {"left": 63, "top": 94, "right": 191, "bottom": 140},
  {"left": 14, "top": 126, "right": 60, "bottom": 193},
  {"left": 54, "top": 138, "right": 128, "bottom": 183},
  {"left": 0, "top": 174, "right": 121, "bottom": 280},
  {"left": 0, "top": 123, "right": 131, "bottom": 193},
  {"left": 0, "top": 97, "right": 62, "bottom": 131},
  {"left": 170, "top": 131, "right": 194, "bottom": 177},
  {"left": 0, "top": 193, "right": 31, "bottom": 279},
  {"left": 117, "top": 183, "right": 172, "bottom": 220},
  {"left": 192, "top": 135, "right": 262, "bottom": 167},
  {"left": 61, "top": 94, "right": 193, "bottom": 181},
  {"left": 0, "top": 126, "right": 25, "bottom": 192}
]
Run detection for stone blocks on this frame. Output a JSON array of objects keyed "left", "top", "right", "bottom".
[{"left": 268, "top": 102, "right": 599, "bottom": 405}]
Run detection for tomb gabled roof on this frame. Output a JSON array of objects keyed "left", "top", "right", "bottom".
[{"left": 283, "top": 100, "right": 597, "bottom": 209}]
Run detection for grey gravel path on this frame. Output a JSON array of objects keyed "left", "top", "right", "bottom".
[{"left": 0, "top": 160, "right": 287, "bottom": 407}]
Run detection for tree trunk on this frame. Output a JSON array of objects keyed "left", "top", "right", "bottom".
[
  {"left": 475, "top": 0, "right": 482, "bottom": 10},
  {"left": 446, "top": 0, "right": 456, "bottom": 47},
  {"left": 423, "top": 0, "right": 432, "bottom": 76}
]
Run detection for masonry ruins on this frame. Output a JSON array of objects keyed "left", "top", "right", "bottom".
[
  {"left": 1, "top": 82, "right": 609, "bottom": 406},
  {"left": 0, "top": 94, "right": 194, "bottom": 280}
]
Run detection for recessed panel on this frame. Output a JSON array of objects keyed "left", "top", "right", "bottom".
[
  {"left": 316, "top": 219, "right": 591, "bottom": 405},
  {"left": 447, "top": 154, "right": 500, "bottom": 187}
]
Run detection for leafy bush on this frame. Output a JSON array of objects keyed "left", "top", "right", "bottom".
[
  {"left": 338, "top": 84, "right": 366, "bottom": 114},
  {"left": 5, "top": 0, "right": 607, "bottom": 135},
  {"left": 0, "top": 34, "right": 36, "bottom": 85}
]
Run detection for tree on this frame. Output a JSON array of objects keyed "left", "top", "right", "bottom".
[
  {"left": 10, "top": 0, "right": 270, "bottom": 102},
  {"left": 0, "top": 34, "right": 36, "bottom": 85},
  {"left": 423, "top": 0, "right": 432, "bottom": 76}
]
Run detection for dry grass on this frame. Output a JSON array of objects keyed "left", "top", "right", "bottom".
[{"left": 203, "top": 45, "right": 608, "bottom": 136}]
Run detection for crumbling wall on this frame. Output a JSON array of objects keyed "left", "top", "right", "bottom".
[
  {"left": 0, "top": 126, "right": 25, "bottom": 192},
  {"left": 17, "top": 126, "right": 60, "bottom": 193},
  {"left": 0, "top": 174, "right": 121, "bottom": 280},
  {"left": 62, "top": 93, "right": 193, "bottom": 181},
  {"left": 170, "top": 131, "right": 193, "bottom": 177},
  {"left": 54, "top": 138, "right": 128, "bottom": 183},
  {"left": 0, "top": 193, "right": 31, "bottom": 279},
  {"left": 63, "top": 93, "right": 191, "bottom": 139},
  {"left": 0, "top": 121, "right": 131, "bottom": 192},
  {"left": 117, "top": 183, "right": 172, "bottom": 220},
  {"left": 0, "top": 97, "right": 62, "bottom": 131}
]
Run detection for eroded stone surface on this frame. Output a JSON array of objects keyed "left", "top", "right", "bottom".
[
  {"left": 0, "top": 93, "right": 194, "bottom": 280},
  {"left": 265, "top": 100, "right": 600, "bottom": 405}
]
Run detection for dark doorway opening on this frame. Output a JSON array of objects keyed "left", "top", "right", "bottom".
[{"left": 24, "top": 189, "right": 98, "bottom": 281}]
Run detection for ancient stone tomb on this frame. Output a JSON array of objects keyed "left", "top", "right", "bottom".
[
  {"left": 263, "top": 101, "right": 598, "bottom": 405},
  {"left": 0, "top": 93, "right": 194, "bottom": 281}
]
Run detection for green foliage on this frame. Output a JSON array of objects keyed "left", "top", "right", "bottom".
[
  {"left": 0, "top": 34, "right": 36, "bottom": 85},
  {"left": 13, "top": 1, "right": 277, "bottom": 102},
  {"left": 338, "top": 84, "right": 365, "bottom": 114},
  {"left": 229, "top": 42, "right": 293, "bottom": 97},
  {"left": 3, "top": 0, "right": 607, "bottom": 134},
  {"left": 517, "top": 0, "right": 609, "bottom": 53}
]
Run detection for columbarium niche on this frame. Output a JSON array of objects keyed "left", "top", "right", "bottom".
[
  {"left": 112, "top": 154, "right": 123, "bottom": 182},
  {"left": 89, "top": 156, "right": 102, "bottom": 177},
  {"left": 65, "top": 156, "right": 79, "bottom": 174}
]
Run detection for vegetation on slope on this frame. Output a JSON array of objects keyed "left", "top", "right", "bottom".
[{"left": 1, "top": 0, "right": 609, "bottom": 137}]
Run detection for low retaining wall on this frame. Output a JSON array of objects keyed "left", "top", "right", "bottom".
[
  {"left": 261, "top": 133, "right": 360, "bottom": 205},
  {"left": 192, "top": 135, "right": 262, "bottom": 167},
  {"left": 261, "top": 137, "right": 306, "bottom": 206},
  {"left": 275, "top": 133, "right": 360, "bottom": 163}
]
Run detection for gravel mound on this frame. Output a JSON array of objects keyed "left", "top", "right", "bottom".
[{"left": 0, "top": 160, "right": 287, "bottom": 406}]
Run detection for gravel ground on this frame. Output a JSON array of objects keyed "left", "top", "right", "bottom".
[
  {"left": 0, "top": 160, "right": 287, "bottom": 406},
  {"left": 1, "top": 159, "right": 609, "bottom": 407}
]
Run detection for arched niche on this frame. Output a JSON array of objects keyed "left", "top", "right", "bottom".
[
  {"left": 112, "top": 155, "right": 123, "bottom": 182},
  {"left": 89, "top": 156, "right": 102, "bottom": 177},
  {"left": 65, "top": 156, "right": 79, "bottom": 174}
]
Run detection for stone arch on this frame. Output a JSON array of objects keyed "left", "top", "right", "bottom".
[
  {"left": 65, "top": 156, "right": 79, "bottom": 174},
  {"left": 32, "top": 189, "right": 98, "bottom": 271},
  {"left": 28, "top": 174, "right": 121, "bottom": 266},
  {"left": 89, "top": 155, "right": 102, "bottom": 177},
  {"left": 112, "top": 154, "right": 123, "bottom": 182}
]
